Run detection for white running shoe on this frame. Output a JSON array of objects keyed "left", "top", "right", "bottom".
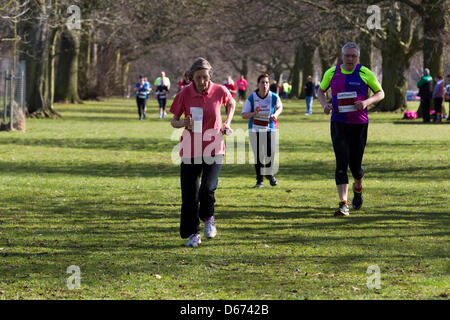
[
  {"left": 204, "top": 217, "right": 217, "bottom": 239},
  {"left": 186, "top": 233, "right": 201, "bottom": 247}
]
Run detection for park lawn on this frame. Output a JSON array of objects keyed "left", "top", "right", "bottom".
[{"left": 0, "top": 97, "right": 448, "bottom": 300}]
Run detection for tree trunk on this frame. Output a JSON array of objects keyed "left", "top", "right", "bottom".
[
  {"left": 122, "top": 62, "right": 130, "bottom": 98},
  {"left": 79, "top": 24, "right": 92, "bottom": 99},
  {"left": 55, "top": 29, "right": 83, "bottom": 103},
  {"left": 299, "top": 43, "right": 315, "bottom": 99},
  {"left": 91, "top": 42, "right": 98, "bottom": 92},
  {"left": 372, "top": 1, "right": 420, "bottom": 112},
  {"left": 358, "top": 33, "right": 373, "bottom": 69},
  {"left": 241, "top": 59, "right": 248, "bottom": 79},
  {"left": 49, "top": 29, "right": 59, "bottom": 109},
  {"left": 289, "top": 46, "right": 302, "bottom": 99},
  {"left": 376, "top": 47, "right": 410, "bottom": 111},
  {"left": 114, "top": 49, "right": 121, "bottom": 93},
  {"left": 274, "top": 71, "right": 282, "bottom": 85},
  {"left": 422, "top": 0, "right": 445, "bottom": 79},
  {"left": 22, "top": 0, "right": 60, "bottom": 118}
]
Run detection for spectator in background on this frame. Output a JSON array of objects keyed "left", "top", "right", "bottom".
[
  {"left": 444, "top": 73, "right": 450, "bottom": 121},
  {"left": 432, "top": 75, "right": 444, "bottom": 123},
  {"left": 269, "top": 80, "right": 279, "bottom": 95},
  {"left": 282, "top": 81, "right": 290, "bottom": 99},
  {"left": 417, "top": 68, "right": 433, "bottom": 123},
  {"left": 236, "top": 75, "right": 248, "bottom": 104},
  {"left": 304, "top": 75, "right": 314, "bottom": 115}
]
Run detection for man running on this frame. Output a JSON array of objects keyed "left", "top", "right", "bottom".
[{"left": 317, "top": 42, "right": 384, "bottom": 216}]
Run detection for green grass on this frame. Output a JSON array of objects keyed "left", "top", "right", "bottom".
[{"left": 0, "top": 97, "right": 448, "bottom": 300}]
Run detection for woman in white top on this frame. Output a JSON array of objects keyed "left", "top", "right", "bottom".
[{"left": 241, "top": 73, "right": 283, "bottom": 188}]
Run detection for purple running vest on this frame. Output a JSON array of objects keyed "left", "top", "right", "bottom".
[{"left": 330, "top": 63, "right": 369, "bottom": 124}]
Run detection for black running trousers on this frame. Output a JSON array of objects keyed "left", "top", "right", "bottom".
[
  {"left": 179, "top": 156, "right": 223, "bottom": 238},
  {"left": 136, "top": 97, "right": 147, "bottom": 117},
  {"left": 330, "top": 121, "right": 368, "bottom": 185},
  {"left": 249, "top": 130, "right": 276, "bottom": 182},
  {"left": 158, "top": 98, "right": 167, "bottom": 110}
]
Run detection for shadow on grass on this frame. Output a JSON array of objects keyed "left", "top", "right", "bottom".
[
  {"left": 0, "top": 155, "right": 447, "bottom": 182},
  {"left": 393, "top": 121, "right": 450, "bottom": 125},
  {"left": 0, "top": 192, "right": 448, "bottom": 297}
]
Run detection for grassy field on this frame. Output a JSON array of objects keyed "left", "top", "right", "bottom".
[{"left": 0, "top": 97, "right": 448, "bottom": 300}]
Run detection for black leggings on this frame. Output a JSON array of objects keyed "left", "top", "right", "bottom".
[
  {"left": 158, "top": 98, "right": 167, "bottom": 110},
  {"left": 136, "top": 97, "right": 147, "bottom": 117},
  {"left": 331, "top": 122, "right": 368, "bottom": 185}
]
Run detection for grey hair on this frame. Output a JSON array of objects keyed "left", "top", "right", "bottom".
[
  {"left": 424, "top": 68, "right": 430, "bottom": 76},
  {"left": 342, "top": 42, "right": 360, "bottom": 55},
  {"left": 188, "top": 57, "right": 214, "bottom": 81}
]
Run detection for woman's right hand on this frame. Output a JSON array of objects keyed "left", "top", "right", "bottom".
[
  {"left": 184, "top": 115, "right": 192, "bottom": 130},
  {"left": 254, "top": 106, "right": 262, "bottom": 115}
]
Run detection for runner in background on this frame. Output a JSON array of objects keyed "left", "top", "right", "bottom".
[
  {"left": 224, "top": 76, "right": 237, "bottom": 114},
  {"left": 134, "top": 75, "right": 151, "bottom": 120},
  {"left": 156, "top": 80, "right": 169, "bottom": 119},
  {"left": 236, "top": 75, "right": 248, "bottom": 104},
  {"left": 177, "top": 71, "right": 190, "bottom": 94}
]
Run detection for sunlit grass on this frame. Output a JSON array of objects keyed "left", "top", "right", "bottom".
[{"left": 0, "top": 98, "right": 448, "bottom": 299}]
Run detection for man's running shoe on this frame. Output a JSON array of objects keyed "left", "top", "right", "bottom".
[
  {"left": 334, "top": 201, "right": 349, "bottom": 216},
  {"left": 352, "top": 184, "right": 363, "bottom": 210},
  {"left": 186, "top": 233, "right": 201, "bottom": 247}
]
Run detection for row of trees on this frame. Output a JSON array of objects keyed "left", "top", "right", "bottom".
[
  {"left": 0, "top": 0, "right": 447, "bottom": 117},
  {"left": 197, "top": 0, "right": 447, "bottom": 111},
  {"left": 1, "top": 0, "right": 200, "bottom": 117}
]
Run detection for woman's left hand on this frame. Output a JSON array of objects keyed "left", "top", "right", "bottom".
[{"left": 270, "top": 114, "right": 278, "bottom": 121}]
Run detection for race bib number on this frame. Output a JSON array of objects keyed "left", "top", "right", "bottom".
[
  {"left": 337, "top": 91, "right": 357, "bottom": 113},
  {"left": 190, "top": 107, "right": 203, "bottom": 133},
  {"left": 253, "top": 103, "right": 271, "bottom": 130}
]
